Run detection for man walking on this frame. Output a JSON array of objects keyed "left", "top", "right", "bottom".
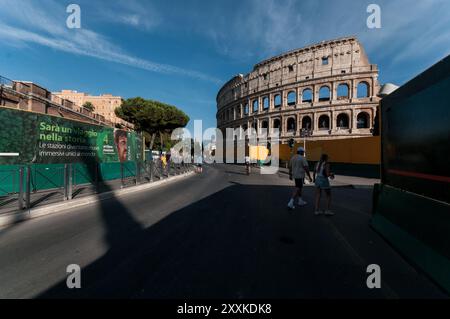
[{"left": 287, "top": 147, "right": 313, "bottom": 210}]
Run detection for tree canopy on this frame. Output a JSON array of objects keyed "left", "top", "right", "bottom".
[
  {"left": 82, "top": 101, "right": 95, "bottom": 112},
  {"left": 115, "top": 97, "right": 190, "bottom": 150}
]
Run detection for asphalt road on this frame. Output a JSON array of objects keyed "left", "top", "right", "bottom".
[{"left": 0, "top": 164, "right": 446, "bottom": 298}]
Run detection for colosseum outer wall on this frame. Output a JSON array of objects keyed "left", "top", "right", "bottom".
[{"left": 216, "top": 36, "right": 380, "bottom": 143}]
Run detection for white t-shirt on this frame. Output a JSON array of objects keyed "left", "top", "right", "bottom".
[{"left": 289, "top": 154, "right": 309, "bottom": 179}]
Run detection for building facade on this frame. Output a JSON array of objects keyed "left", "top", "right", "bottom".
[
  {"left": 216, "top": 36, "right": 381, "bottom": 143},
  {"left": 53, "top": 90, "right": 129, "bottom": 128},
  {"left": 0, "top": 79, "right": 116, "bottom": 127}
]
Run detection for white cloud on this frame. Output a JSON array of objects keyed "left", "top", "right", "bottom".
[
  {"left": 0, "top": 0, "right": 221, "bottom": 84},
  {"left": 189, "top": 0, "right": 450, "bottom": 82},
  {"left": 97, "top": 0, "right": 162, "bottom": 31}
]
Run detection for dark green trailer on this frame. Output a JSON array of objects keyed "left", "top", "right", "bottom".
[{"left": 372, "top": 55, "right": 450, "bottom": 293}]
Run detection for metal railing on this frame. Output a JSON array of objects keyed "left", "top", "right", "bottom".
[{"left": 0, "top": 161, "right": 194, "bottom": 215}]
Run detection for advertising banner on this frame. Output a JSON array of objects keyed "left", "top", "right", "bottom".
[{"left": 0, "top": 107, "right": 141, "bottom": 165}]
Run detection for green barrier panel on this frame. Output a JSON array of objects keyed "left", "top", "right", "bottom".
[
  {"left": 100, "top": 161, "right": 136, "bottom": 181},
  {"left": 0, "top": 165, "right": 22, "bottom": 196},
  {"left": 372, "top": 184, "right": 450, "bottom": 293},
  {"left": 73, "top": 163, "right": 96, "bottom": 185},
  {"left": 31, "top": 163, "right": 65, "bottom": 191},
  {"left": 0, "top": 161, "right": 141, "bottom": 195}
]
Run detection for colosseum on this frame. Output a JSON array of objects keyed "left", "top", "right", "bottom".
[{"left": 216, "top": 36, "right": 381, "bottom": 144}]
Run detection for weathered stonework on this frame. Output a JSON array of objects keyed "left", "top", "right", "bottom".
[{"left": 216, "top": 36, "right": 380, "bottom": 143}]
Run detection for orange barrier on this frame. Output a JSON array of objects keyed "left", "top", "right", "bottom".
[
  {"left": 249, "top": 145, "right": 269, "bottom": 162},
  {"left": 279, "top": 136, "right": 381, "bottom": 164}
]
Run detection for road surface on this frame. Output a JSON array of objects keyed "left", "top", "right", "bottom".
[{"left": 0, "top": 164, "right": 446, "bottom": 298}]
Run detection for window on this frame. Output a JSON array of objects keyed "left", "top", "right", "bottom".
[
  {"left": 357, "top": 82, "right": 370, "bottom": 98},
  {"left": 287, "top": 118, "right": 296, "bottom": 132},
  {"left": 244, "top": 103, "right": 249, "bottom": 115},
  {"left": 263, "top": 97, "right": 269, "bottom": 110},
  {"left": 337, "top": 83, "right": 349, "bottom": 99},
  {"left": 302, "top": 116, "right": 312, "bottom": 130},
  {"left": 287, "top": 91, "right": 296, "bottom": 106},
  {"left": 318, "top": 115, "right": 330, "bottom": 130},
  {"left": 273, "top": 119, "right": 281, "bottom": 130},
  {"left": 322, "top": 57, "right": 329, "bottom": 65},
  {"left": 274, "top": 94, "right": 282, "bottom": 108},
  {"left": 357, "top": 112, "right": 370, "bottom": 128},
  {"left": 337, "top": 113, "right": 349, "bottom": 129},
  {"left": 288, "top": 65, "right": 294, "bottom": 72},
  {"left": 302, "top": 89, "right": 313, "bottom": 103},
  {"left": 252, "top": 121, "right": 258, "bottom": 134},
  {"left": 319, "top": 86, "right": 331, "bottom": 102},
  {"left": 261, "top": 120, "right": 269, "bottom": 131},
  {"left": 263, "top": 74, "right": 268, "bottom": 80},
  {"left": 252, "top": 100, "right": 259, "bottom": 113}
]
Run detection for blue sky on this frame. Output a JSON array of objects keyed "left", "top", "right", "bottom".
[{"left": 0, "top": 0, "right": 449, "bottom": 131}]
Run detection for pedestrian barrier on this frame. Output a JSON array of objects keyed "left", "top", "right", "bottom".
[{"left": 0, "top": 160, "right": 195, "bottom": 215}]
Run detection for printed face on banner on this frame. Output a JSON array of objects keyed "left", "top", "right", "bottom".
[{"left": 114, "top": 129, "right": 128, "bottom": 163}]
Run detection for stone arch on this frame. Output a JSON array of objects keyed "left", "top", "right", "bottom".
[
  {"left": 252, "top": 99, "right": 259, "bottom": 113},
  {"left": 272, "top": 118, "right": 281, "bottom": 133},
  {"left": 301, "top": 115, "right": 312, "bottom": 130},
  {"left": 357, "top": 112, "right": 371, "bottom": 128},
  {"left": 262, "top": 96, "right": 269, "bottom": 110},
  {"left": 318, "top": 114, "right": 330, "bottom": 130},
  {"left": 336, "top": 113, "right": 350, "bottom": 129},
  {"left": 302, "top": 88, "right": 313, "bottom": 103},
  {"left": 337, "top": 83, "right": 350, "bottom": 99},
  {"left": 274, "top": 94, "right": 282, "bottom": 108},
  {"left": 287, "top": 91, "right": 296, "bottom": 106},
  {"left": 357, "top": 81, "right": 370, "bottom": 98},
  {"left": 261, "top": 119, "right": 269, "bottom": 129},
  {"left": 286, "top": 117, "right": 296, "bottom": 132},
  {"left": 319, "top": 85, "right": 331, "bottom": 102}
]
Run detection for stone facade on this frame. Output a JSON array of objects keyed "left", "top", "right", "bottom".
[
  {"left": 216, "top": 36, "right": 380, "bottom": 143},
  {"left": 53, "top": 90, "right": 129, "bottom": 128}
]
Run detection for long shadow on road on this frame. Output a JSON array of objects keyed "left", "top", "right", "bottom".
[{"left": 37, "top": 166, "right": 445, "bottom": 299}]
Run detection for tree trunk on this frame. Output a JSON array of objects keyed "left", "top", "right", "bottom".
[
  {"left": 159, "top": 131, "right": 163, "bottom": 150},
  {"left": 149, "top": 133, "right": 156, "bottom": 150}
]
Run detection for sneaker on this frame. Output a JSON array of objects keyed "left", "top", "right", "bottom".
[
  {"left": 324, "top": 210, "right": 335, "bottom": 216},
  {"left": 314, "top": 210, "right": 322, "bottom": 216},
  {"left": 287, "top": 202, "right": 295, "bottom": 210},
  {"left": 298, "top": 199, "right": 308, "bottom": 206}
]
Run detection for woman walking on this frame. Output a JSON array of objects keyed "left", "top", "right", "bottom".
[{"left": 313, "top": 154, "right": 335, "bottom": 216}]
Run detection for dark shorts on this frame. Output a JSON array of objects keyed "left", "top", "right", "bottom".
[{"left": 294, "top": 178, "right": 304, "bottom": 189}]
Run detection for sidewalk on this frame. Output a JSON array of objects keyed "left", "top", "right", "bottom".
[
  {"left": 0, "top": 169, "right": 195, "bottom": 227},
  {"left": 275, "top": 166, "right": 379, "bottom": 189}
]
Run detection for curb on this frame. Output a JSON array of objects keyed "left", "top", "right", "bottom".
[{"left": 0, "top": 171, "right": 195, "bottom": 228}]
